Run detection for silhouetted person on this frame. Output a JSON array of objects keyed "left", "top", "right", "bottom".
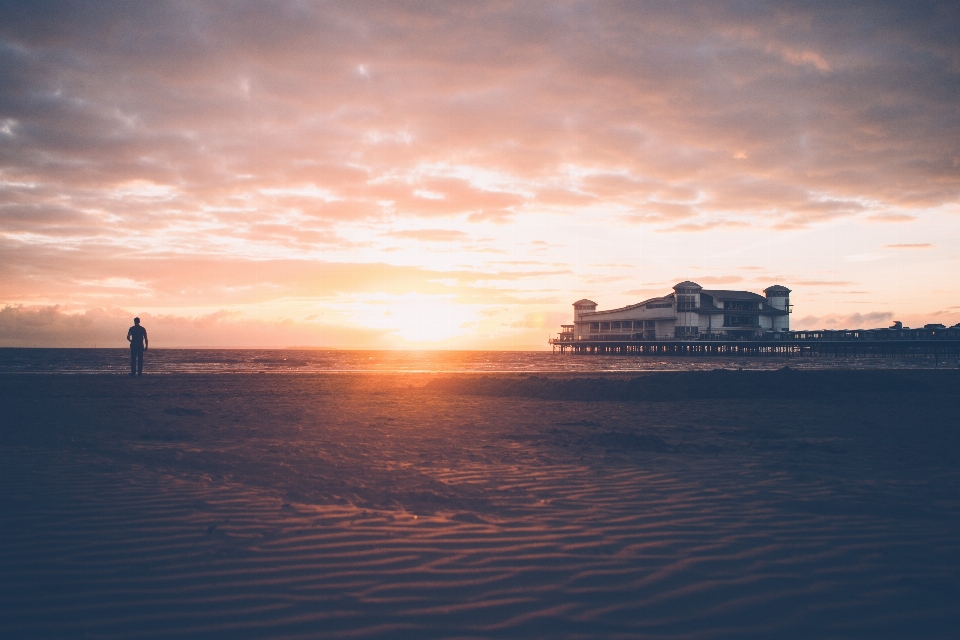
[{"left": 126, "top": 317, "right": 148, "bottom": 377}]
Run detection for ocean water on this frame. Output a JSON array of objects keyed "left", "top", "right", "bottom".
[{"left": 0, "top": 347, "right": 945, "bottom": 374}]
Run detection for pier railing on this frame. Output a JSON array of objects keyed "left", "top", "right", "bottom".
[{"left": 549, "top": 326, "right": 960, "bottom": 358}]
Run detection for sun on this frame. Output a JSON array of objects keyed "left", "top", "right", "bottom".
[{"left": 358, "top": 293, "right": 474, "bottom": 344}]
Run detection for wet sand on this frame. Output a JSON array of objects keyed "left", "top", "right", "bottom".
[{"left": 2, "top": 370, "right": 959, "bottom": 638}]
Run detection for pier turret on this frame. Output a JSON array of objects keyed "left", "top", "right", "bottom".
[
  {"left": 571, "top": 299, "right": 598, "bottom": 340},
  {"left": 764, "top": 285, "right": 791, "bottom": 331},
  {"left": 573, "top": 299, "right": 597, "bottom": 322},
  {"left": 673, "top": 281, "right": 702, "bottom": 338}
]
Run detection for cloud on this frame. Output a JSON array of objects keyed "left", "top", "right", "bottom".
[
  {"left": 1, "top": 2, "right": 956, "bottom": 236},
  {"left": 507, "top": 310, "right": 568, "bottom": 330},
  {"left": 0, "top": 305, "right": 125, "bottom": 347},
  {"left": 623, "top": 288, "right": 668, "bottom": 298},
  {"left": 883, "top": 243, "right": 934, "bottom": 249},
  {"left": 794, "top": 311, "right": 895, "bottom": 330},
  {"left": 1, "top": 2, "right": 959, "bottom": 345},
  {"left": 660, "top": 220, "right": 750, "bottom": 233},
  {"left": 791, "top": 280, "right": 858, "bottom": 287},
  {"left": 0, "top": 304, "right": 394, "bottom": 348},
  {"left": 867, "top": 213, "right": 917, "bottom": 223},
  {"left": 690, "top": 276, "right": 745, "bottom": 285},
  {"left": 387, "top": 228, "right": 470, "bottom": 242}
]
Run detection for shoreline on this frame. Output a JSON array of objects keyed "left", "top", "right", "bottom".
[{"left": 4, "top": 346, "right": 957, "bottom": 379}]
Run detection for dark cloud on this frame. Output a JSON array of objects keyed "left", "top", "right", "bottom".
[{"left": 1, "top": 1, "right": 956, "bottom": 229}]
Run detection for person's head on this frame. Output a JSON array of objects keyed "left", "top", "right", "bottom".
[{"left": 134, "top": 317, "right": 140, "bottom": 325}]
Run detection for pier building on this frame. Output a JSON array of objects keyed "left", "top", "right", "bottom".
[
  {"left": 560, "top": 281, "right": 791, "bottom": 343},
  {"left": 551, "top": 282, "right": 960, "bottom": 360}
]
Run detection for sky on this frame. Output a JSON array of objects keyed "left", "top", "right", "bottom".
[{"left": 1, "top": 1, "right": 959, "bottom": 348}]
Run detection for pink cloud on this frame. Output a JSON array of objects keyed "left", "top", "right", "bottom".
[
  {"left": 1, "top": 2, "right": 958, "bottom": 345},
  {"left": 0, "top": 305, "right": 392, "bottom": 348},
  {"left": 387, "top": 229, "right": 470, "bottom": 242},
  {"left": 883, "top": 243, "right": 934, "bottom": 249},
  {"left": 793, "top": 311, "right": 895, "bottom": 330}
]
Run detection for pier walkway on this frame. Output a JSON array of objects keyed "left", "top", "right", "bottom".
[{"left": 550, "top": 327, "right": 960, "bottom": 359}]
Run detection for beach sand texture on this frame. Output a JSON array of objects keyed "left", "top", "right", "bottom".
[{"left": 2, "top": 370, "right": 959, "bottom": 638}]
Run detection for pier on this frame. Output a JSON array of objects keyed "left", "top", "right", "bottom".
[
  {"left": 550, "top": 327, "right": 960, "bottom": 360},
  {"left": 553, "top": 281, "right": 960, "bottom": 360}
]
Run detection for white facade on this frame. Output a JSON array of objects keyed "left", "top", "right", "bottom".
[{"left": 567, "top": 282, "right": 791, "bottom": 340}]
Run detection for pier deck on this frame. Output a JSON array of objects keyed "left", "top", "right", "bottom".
[{"left": 550, "top": 337, "right": 960, "bottom": 359}]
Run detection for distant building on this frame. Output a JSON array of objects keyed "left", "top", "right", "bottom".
[{"left": 561, "top": 281, "right": 791, "bottom": 341}]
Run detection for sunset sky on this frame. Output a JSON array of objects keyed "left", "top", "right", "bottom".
[{"left": 1, "top": 1, "right": 959, "bottom": 348}]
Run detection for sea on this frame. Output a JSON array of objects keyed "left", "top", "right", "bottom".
[{"left": 0, "top": 348, "right": 945, "bottom": 374}]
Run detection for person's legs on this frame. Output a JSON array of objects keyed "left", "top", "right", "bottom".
[
  {"left": 136, "top": 349, "right": 144, "bottom": 377},
  {"left": 130, "top": 348, "right": 137, "bottom": 376}
]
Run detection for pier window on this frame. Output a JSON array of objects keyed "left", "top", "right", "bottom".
[
  {"left": 723, "top": 315, "right": 754, "bottom": 327},
  {"left": 611, "top": 322, "right": 621, "bottom": 330},
  {"left": 600, "top": 322, "right": 610, "bottom": 331},
  {"left": 590, "top": 322, "right": 600, "bottom": 332},
  {"left": 724, "top": 301, "right": 758, "bottom": 310},
  {"left": 645, "top": 321, "right": 656, "bottom": 329}
]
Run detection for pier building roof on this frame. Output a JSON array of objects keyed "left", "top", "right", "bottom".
[{"left": 701, "top": 290, "right": 767, "bottom": 302}]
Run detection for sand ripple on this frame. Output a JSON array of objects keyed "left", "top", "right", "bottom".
[{"left": 2, "top": 372, "right": 959, "bottom": 638}]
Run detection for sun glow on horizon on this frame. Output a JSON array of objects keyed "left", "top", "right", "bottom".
[{"left": 349, "top": 293, "right": 475, "bottom": 344}]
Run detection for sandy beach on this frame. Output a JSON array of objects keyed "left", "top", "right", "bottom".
[{"left": 2, "top": 370, "right": 959, "bottom": 638}]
